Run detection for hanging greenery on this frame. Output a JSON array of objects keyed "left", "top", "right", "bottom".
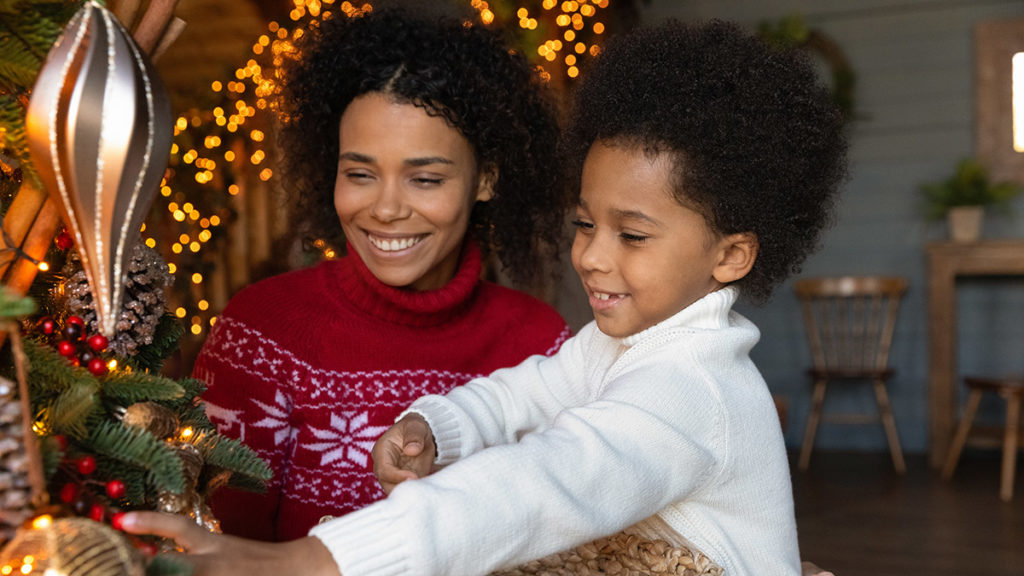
[{"left": 758, "top": 14, "right": 858, "bottom": 123}]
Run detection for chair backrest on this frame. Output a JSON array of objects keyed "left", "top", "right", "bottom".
[{"left": 794, "top": 276, "right": 907, "bottom": 375}]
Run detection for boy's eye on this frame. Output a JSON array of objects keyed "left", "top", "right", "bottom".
[
  {"left": 571, "top": 218, "right": 594, "bottom": 232},
  {"left": 620, "top": 232, "right": 649, "bottom": 244}
]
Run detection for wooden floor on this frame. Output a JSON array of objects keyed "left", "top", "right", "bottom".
[{"left": 793, "top": 450, "right": 1024, "bottom": 576}]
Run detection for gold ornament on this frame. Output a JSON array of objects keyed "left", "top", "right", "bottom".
[
  {"left": 120, "top": 402, "right": 179, "bottom": 439},
  {"left": 0, "top": 517, "right": 144, "bottom": 576},
  {"left": 156, "top": 443, "right": 221, "bottom": 534},
  {"left": 24, "top": 0, "right": 172, "bottom": 338}
]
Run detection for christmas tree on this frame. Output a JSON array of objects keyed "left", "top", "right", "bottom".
[{"left": 0, "top": 2, "right": 271, "bottom": 574}]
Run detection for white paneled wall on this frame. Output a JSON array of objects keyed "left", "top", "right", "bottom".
[{"left": 554, "top": 0, "right": 1024, "bottom": 453}]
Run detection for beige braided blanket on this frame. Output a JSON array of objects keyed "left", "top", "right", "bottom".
[{"left": 492, "top": 532, "right": 724, "bottom": 576}]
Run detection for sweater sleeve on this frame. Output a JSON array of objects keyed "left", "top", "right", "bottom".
[
  {"left": 310, "top": 328, "right": 727, "bottom": 576},
  {"left": 194, "top": 315, "right": 297, "bottom": 542}
]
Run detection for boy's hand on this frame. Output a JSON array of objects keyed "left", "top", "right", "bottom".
[
  {"left": 119, "top": 512, "right": 339, "bottom": 576},
  {"left": 372, "top": 413, "right": 436, "bottom": 494}
]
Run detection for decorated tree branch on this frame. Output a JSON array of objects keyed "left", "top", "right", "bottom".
[{"left": 0, "top": 2, "right": 271, "bottom": 575}]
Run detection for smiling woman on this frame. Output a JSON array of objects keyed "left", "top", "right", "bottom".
[
  {"left": 189, "top": 4, "right": 571, "bottom": 542},
  {"left": 333, "top": 93, "right": 494, "bottom": 292}
]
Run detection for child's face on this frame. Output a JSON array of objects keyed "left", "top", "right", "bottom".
[
  {"left": 571, "top": 141, "right": 731, "bottom": 338},
  {"left": 333, "top": 93, "right": 492, "bottom": 290}
]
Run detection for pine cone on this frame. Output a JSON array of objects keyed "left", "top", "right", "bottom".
[
  {"left": 55, "top": 242, "right": 173, "bottom": 357},
  {"left": 0, "top": 378, "right": 34, "bottom": 544}
]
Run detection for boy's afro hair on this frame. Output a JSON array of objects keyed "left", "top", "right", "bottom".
[
  {"left": 563, "top": 20, "right": 848, "bottom": 304},
  {"left": 276, "top": 6, "right": 566, "bottom": 288}
]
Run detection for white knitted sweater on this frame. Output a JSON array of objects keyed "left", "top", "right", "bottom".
[{"left": 309, "top": 287, "right": 800, "bottom": 576}]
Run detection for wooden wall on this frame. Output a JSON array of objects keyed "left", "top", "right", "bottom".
[{"left": 559, "top": 0, "right": 1024, "bottom": 454}]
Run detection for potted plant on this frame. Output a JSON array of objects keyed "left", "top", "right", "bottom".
[{"left": 920, "top": 158, "right": 1022, "bottom": 242}]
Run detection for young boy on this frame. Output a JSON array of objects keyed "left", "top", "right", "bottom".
[{"left": 124, "top": 19, "right": 847, "bottom": 576}]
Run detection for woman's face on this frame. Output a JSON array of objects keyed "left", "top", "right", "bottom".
[{"left": 333, "top": 93, "right": 492, "bottom": 291}]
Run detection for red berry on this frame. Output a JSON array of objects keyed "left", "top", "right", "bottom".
[
  {"left": 65, "top": 315, "right": 85, "bottom": 328},
  {"left": 136, "top": 541, "right": 158, "bottom": 556},
  {"left": 105, "top": 479, "right": 126, "bottom": 499},
  {"left": 89, "top": 503, "right": 105, "bottom": 522},
  {"left": 52, "top": 434, "right": 68, "bottom": 451},
  {"left": 76, "top": 455, "right": 96, "bottom": 475},
  {"left": 38, "top": 317, "right": 56, "bottom": 335},
  {"left": 87, "top": 333, "right": 109, "bottom": 353},
  {"left": 111, "top": 511, "right": 127, "bottom": 531},
  {"left": 55, "top": 231, "right": 73, "bottom": 251},
  {"left": 57, "top": 340, "right": 76, "bottom": 357},
  {"left": 61, "top": 323, "right": 83, "bottom": 342},
  {"left": 59, "top": 482, "right": 78, "bottom": 503},
  {"left": 87, "top": 357, "right": 108, "bottom": 377}
]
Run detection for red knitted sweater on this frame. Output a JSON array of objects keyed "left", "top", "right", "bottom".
[{"left": 194, "top": 241, "right": 570, "bottom": 541}]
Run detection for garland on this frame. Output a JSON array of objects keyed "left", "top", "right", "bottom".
[{"left": 758, "top": 14, "right": 857, "bottom": 123}]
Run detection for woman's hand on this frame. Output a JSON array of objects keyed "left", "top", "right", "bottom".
[
  {"left": 372, "top": 413, "right": 436, "bottom": 494},
  {"left": 801, "top": 561, "right": 836, "bottom": 576},
  {"left": 120, "top": 511, "right": 340, "bottom": 576}
]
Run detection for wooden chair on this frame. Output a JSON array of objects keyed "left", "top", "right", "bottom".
[
  {"left": 941, "top": 376, "right": 1024, "bottom": 501},
  {"left": 795, "top": 276, "right": 907, "bottom": 474}
]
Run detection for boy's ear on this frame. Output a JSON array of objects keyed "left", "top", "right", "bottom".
[
  {"left": 712, "top": 232, "right": 758, "bottom": 284},
  {"left": 475, "top": 164, "right": 498, "bottom": 202}
]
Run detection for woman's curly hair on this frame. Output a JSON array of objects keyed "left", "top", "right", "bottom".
[
  {"left": 276, "top": 6, "right": 566, "bottom": 288},
  {"left": 562, "top": 20, "right": 849, "bottom": 304}
]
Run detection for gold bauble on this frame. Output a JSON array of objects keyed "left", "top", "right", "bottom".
[
  {"left": 0, "top": 517, "right": 144, "bottom": 576},
  {"left": 121, "top": 402, "right": 179, "bottom": 439}
]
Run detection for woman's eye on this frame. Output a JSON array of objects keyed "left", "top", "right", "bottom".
[
  {"left": 412, "top": 177, "right": 444, "bottom": 187},
  {"left": 346, "top": 171, "right": 373, "bottom": 182}
]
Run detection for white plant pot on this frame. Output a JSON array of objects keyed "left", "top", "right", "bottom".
[{"left": 947, "top": 205, "right": 984, "bottom": 243}]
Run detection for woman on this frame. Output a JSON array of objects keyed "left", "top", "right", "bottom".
[{"left": 194, "top": 4, "right": 570, "bottom": 541}]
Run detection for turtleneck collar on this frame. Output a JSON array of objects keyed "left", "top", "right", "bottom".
[
  {"left": 327, "top": 240, "right": 483, "bottom": 328},
  {"left": 620, "top": 286, "right": 739, "bottom": 348}
]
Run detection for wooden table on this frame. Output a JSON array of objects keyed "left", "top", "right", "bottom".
[{"left": 927, "top": 240, "right": 1024, "bottom": 467}]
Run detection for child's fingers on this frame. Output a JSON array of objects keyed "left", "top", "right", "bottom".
[
  {"left": 120, "top": 511, "right": 215, "bottom": 553},
  {"left": 399, "top": 415, "right": 433, "bottom": 456},
  {"left": 373, "top": 436, "right": 421, "bottom": 493}
]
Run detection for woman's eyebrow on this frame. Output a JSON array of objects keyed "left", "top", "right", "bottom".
[
  {"left": 339, "top": 151, "right": 374, "bottom": 163},
  {"left": 338, "top": 152, "right": 454, "bottom": 167},
  {"left": 405, "top": 156, "right": 454, "bottom": 167}
]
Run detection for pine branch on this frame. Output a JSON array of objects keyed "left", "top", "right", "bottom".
[
  {"left": 48, "top": 378, "right": 99, "bottom": 438},
  {"left": 101, "top": 371, "right": 185, "bottom": 406},
  {"left": 0, "top": 23, "right": 41, "bottom": 89},
  {"left": 163, "top": 377, "right": 205, "bottom": 412},
  {"left": 126, "top": 314, "right": 185, "bottom": 373},
  {"left": 192, "top": 432, "right": 272, "bottom": 483},
  {"left": 0, "top": 285, "right": 34, "bottom": 317},
  {"left": 224, "top": 472, "right": 267, "bottom": 495},
  {"left": 0, "top": 10, "right": 58, "bottom": 64},
  {"left": 21, "top": 338, "right": 96, "bottom": 397},
  {"left": 176, "top": 403, "right": 212, "bottom": 432},
  {"left": 87, "top": 420, "right": 186, "bottom": 494},
  {"left": 146, "top": 554, "right": 194, "bottom": 576},
  {"left": 0, "top": 92, "right": 41, "bottom": 191},
  {"left": 95, "top": 456, "right": 146, "bottom": 504}
]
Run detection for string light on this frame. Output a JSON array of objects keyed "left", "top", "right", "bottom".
[{"left": 483, "top": 0, "right": 609, "bottom": 81}]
